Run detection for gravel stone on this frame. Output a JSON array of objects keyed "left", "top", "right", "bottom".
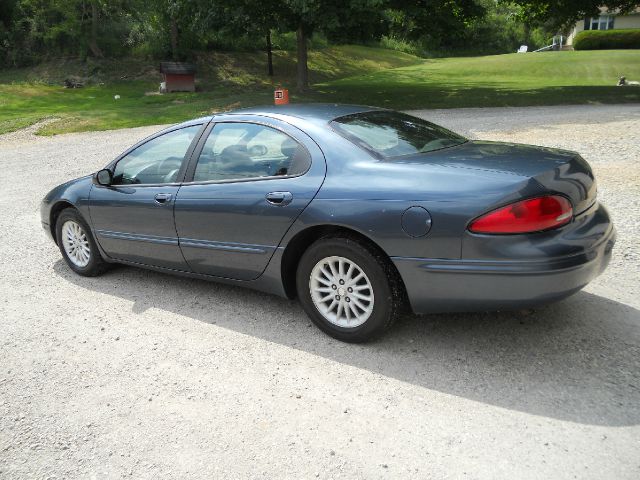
[{"left": 1, "top": 104, "right": 639, "bottom": 479}]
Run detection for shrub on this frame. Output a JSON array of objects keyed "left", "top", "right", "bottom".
[
  {"left": 378, "top": 36, "right": 428, "bottom": 57},
  {"left": 574, "top": 29, "right": 640, "bottom": 50}
]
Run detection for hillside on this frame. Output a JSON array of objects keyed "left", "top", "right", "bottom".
[
  {"left": 1, "top": 47, "right": 639, "bottom": 135},
  {"left": 0, "top": 45, "right": 421, "bottom": 135},
  {"left": 317, "top": 50, "right": 640, "bottom": 109}
]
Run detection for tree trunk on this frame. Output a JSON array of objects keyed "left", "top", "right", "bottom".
[
  {"left": 88, "top": 1, "right": 103, "bottom": 58},
  {"left": 266, "top": 31, "right": 274, "bottom": 77},
  {"left": 523, "top": 23, "right": 531, "bottom": 45},
  {"left": 296, "top": 23, "right": 308, "bottom": 91},
  {"left": 170, "top": 16, "right": 179, "bottom": 60}
]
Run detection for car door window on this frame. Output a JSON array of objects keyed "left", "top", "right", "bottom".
[
  {"left": 193, "top": 123, "right": 311, "bottom": 182},
  {"left": 112, "top": 126, "right": 200, "bottom": 185}
]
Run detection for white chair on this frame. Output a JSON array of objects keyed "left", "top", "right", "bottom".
[{"left": 517, "top": 45, "right": 528, "bottom": 53}]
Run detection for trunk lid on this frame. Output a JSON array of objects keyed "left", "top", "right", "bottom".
[{"left": 404, "top": 140, "right": 597, "bottom": 214}]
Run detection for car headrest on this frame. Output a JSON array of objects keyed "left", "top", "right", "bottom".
[{"left": 219, "top": 144, "right": 252, "bottom": 165}]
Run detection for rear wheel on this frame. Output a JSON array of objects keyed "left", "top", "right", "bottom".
[
  {"left": 296, "top": 237, "right": 401, "bottom": 342},
  {"left": 55, "top": 209, "right": 109, "bottom": 277}
]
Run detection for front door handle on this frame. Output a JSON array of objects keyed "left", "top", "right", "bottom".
[
  {"left": 265, "top": 191, "right": 293, "bottom": 206},
  {"left": 154, "top": 193, "right": 173, "bottom": 205}
]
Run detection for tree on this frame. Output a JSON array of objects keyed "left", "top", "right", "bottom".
[
  {"left": 203, "top": 0, "right": 283, "bottom": 76},
  {"left": 0, "top": 0, "right": 18, "bottom": 31},
  {"left": 4, "top": 0, "right": 134, "bottom": 61},
  {"left": 193, "top": 0, "right": 387, "bottom": 89},
  {"left": 386, "top": 0, "right": 485, "bottom": 49},
  {"left": 89, "top": 1, "right": 104, "bottom": 58},
  {"left": 160, "top": 0, "right": 186, "bottom": 60},
  {"left": 128, "top": 0, "right": 199, "bottom": 60},
  {"left": 280, "top": 0, "right": 387, "bottom": 91},
  {"left": 506, "top": 1, "right": 640, "bottom": 29}
]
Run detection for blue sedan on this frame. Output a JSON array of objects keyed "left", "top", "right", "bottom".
[{"left": 41, "top": 104, "right": 615, "bottom": 342}]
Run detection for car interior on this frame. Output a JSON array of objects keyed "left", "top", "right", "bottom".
[{"left": 193, "top": 126, "right": 307, "bottom": 182}]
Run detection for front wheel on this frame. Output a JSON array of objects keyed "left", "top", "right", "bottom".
[
  {"left": 55, "top": 208, "right": 109, "bottom": 277},
  {"left": 296, "top": 237, "right": 401, "bottom": 342}
]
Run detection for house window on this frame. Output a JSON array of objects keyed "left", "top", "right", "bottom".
[{"left": 585, "top": 15, "right": 615, "bottom": 31}]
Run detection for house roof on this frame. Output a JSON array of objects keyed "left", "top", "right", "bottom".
[{"left": 159, "top": 62, "right": 196, "bottom": 75}]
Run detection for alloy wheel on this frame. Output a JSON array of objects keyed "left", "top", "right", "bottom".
[
  {"left": 61, "top": 220, "right": 91, "bottom": 268},
  {"left": 309, "top": 255, "right": 374, "bottom": 328}
]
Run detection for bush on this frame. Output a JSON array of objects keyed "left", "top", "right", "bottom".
[
  {"left": 574, "top": 29, "right": 640, "bottom": 50},
  {"left": 378, "top": 36, "right": 428, "bottom": 57}
]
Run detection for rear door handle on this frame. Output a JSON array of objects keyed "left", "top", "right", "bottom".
[
  {"left": 154, "top": 193, "right": 173, "bottom": 205},
  {"left": 265, "top": 191, "right": 293, "bottom": 206}
]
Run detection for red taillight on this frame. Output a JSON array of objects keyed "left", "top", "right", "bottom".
[{"left": 469, "top": 195, "right": 573, "bottom": 234}]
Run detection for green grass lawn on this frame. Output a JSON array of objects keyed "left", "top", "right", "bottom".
[
  {"left": 0, "top": 82, "right": 273, "bottom": 135},
  {"left": 0, "top": 47, "right": 638, "bottom": 135},
  {"left": 314, "top": 50, "right": 640, "bottom": 109},
  {"left": 0, "top": 45, "right": 420, "bottom": 135}
]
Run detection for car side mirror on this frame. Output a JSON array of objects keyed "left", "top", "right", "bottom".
[{"left": 94, "top": 169, "right": 113, "bottom": 186}]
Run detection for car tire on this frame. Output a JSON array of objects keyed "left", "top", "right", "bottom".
[
  {"left": 296, "top": 236, "right": 402, "bottom": 342},
  {"left": 55, "top": 208, "right": 109, "bottom": 277}
]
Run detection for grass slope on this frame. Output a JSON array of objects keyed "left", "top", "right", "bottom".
[
  {"left": 315, "top": 50, "right": 640, "bottom": 109},
  {"left": 0, "top": 48, "right": 638, "bottom": 135},
  {"left": 0, "top": 45, "right": 420, "bottom": 135}
]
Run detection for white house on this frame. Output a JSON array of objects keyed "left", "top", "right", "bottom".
[{"left": 566, "top": 7, "right": 640, "bottom": 46}]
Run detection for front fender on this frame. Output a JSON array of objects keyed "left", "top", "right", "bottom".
[{"left": 40, "top": 176, "right": 94, "bottom": 242}]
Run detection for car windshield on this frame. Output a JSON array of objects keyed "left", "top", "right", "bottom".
[{"left": 331, "top": 111, "right": 467, "bottom": 158}]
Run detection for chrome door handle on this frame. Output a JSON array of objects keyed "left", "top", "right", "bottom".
[
  {"left": 265, "top": 191, "right": 293, "bottom": 206},
  {"left": 154, "top": 193, "right": 173, "bottom": 205}
]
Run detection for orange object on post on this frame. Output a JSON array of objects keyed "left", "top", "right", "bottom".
[{"left": 274, "top": 88, "right": 289, "bottom": 105}]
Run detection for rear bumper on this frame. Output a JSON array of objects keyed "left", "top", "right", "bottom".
[{"left": 393, "top": 203, "right": 616, "bottom": 314}]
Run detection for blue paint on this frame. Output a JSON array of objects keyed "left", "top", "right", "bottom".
[{"left": 41, "top": 104, "right": 615, "bottom": 314}]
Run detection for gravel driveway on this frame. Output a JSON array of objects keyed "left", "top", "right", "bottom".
[{"left": 1, "top": 104, "right": 639, "bottom": 479}]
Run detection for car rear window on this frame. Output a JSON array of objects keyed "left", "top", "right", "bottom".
[{"left": 331, "top": 111, "right": 467, "bottom": 158}]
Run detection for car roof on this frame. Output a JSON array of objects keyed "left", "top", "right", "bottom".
[
  {"left": 224, "top": 103, "right": 384, "bottom": 123},
  {"left": 173, "top": 104, "right": 386, "bottom": 137}
]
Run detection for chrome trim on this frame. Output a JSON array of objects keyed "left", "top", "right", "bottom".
[
  {"left": 96, "top": 230, "right": 179, "bottom": 246},
  {"left": 94, "top": 182, "right": 182, "bottom": 188},
  {"left": 95, "top": 229, "right": 274, "bottom": 254},
  {"left": 179, "top": 238, "right": 271, "bottom": 254},
  {"left": 181, "top": 173, "right": 303, "bottom": 186}
]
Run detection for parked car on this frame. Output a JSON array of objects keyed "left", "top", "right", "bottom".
[{"left": 41, "top": 104, "right": 615, "bottom": 342}]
